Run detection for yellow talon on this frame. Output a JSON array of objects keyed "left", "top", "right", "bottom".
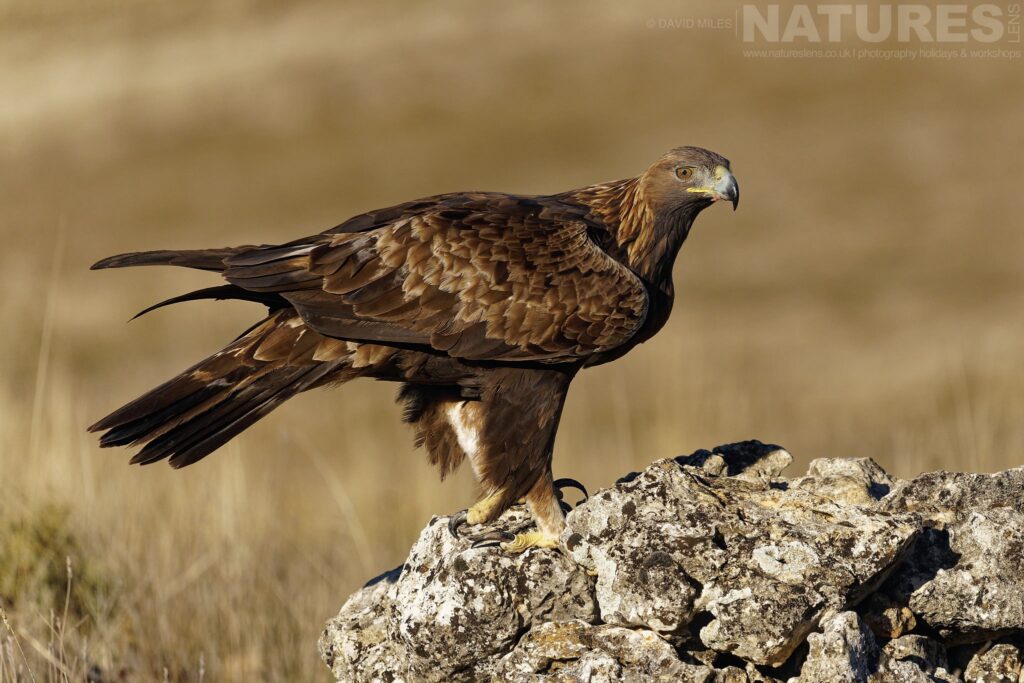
[{"left": 500, "top": 531, "right": 560, "bottom": 553}]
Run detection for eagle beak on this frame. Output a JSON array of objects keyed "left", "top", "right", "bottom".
[
  {"left": 686, "top": 166, "right": 739, "bottom": 210},
  {"left": 715, "top": 167, "right": 739, "bottom": 211}
]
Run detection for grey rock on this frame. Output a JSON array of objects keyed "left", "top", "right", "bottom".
[
  {"left": 491, "top": 620, "right": 715, "bottom": 682},
  {"left": 745, "top": 661, "right": 785, "bottom": 683},
  {"left": 908, "top": 509, "right": 1024, "bottom": 642},
  {"left": 790, "top": 458, "right": 895, "bottom": 506},
  {"left": 568, "top": 459, "right": 917, "bottom": 665},
  {"left": 964, "top": 643, "right": 1022, "bottom": 682},
  {"left": 875, "top": 660, "right": 960, "bottom": 683},
  {"left": 674, "top": 440, "right": 793, "bottom": 483},
  {"left": 394, "top": 511, "right": 597, "bottom": 679},
  {"left": 789, "top": 611, "right": 878, "bottom": 683},
  {"left": 881, "top": 634, "right": 948, "bottom": 675},
  {"left": 320, "top": 443, "right": 1024, "bottom": 682},
  {"left": 320, "top": 508, "right": 597, "bottom": 682},
  {"left": 874, "top": 468, "right": 1024, "bottom": 645},
  {"left": 714, "top": 666, "right": 750, "bottom": 682},
  {"left": 882, "top": 469, "right": 1024, "bottom": 523},
  {"left": 319, "top": 566, "right": 405, "bottom": 683}
]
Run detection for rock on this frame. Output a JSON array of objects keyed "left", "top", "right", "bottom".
[
  {"left": 908, "top": 509, "right": 1024, "bottom": 642},
  {"left": 790, "top": 457, "right": 895, "bottom": 506},
  {"left": 674, "top": 440, "right": 793, "bottom": 483},
  {"left": 881, "top": 634, "right": 948, "bottom": 675},
  {"left": 964, "top": 643, "right": 1022, "bottom": 682},
  {"left": 320, "top": 567, "right": 405, "bottom": 682},
  {"left": 876, "top": 660, "right": 959, "bottom": 683},
  {"left": 319, "top": 507, "right": 598, "bottom": 681},
  {"left": 320, "top": 442, "right": 1024, "bottom": 682},
  {"left": 790, "top": 612, "right": 878, "bottom": 683},
  {"left": 879, "top": 469, "right": 1024, "bottom": 644},
  {"left": 715, "top": 666, "right": 750, "bottom": 682},
  {"left": 490, "top": 620, "right": 715, "bottom": 682},
  {"left": 567, "top": 459, "right": 917, "bottom": 665},
  {"left": 860, "top": 593, "right": 917, "bottom": 639},
  {"left": 882, "top": 469, "right": 1024, "bottom": 524}
]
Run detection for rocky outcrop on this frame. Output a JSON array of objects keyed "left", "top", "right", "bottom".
[{"left": 320, "top": 441, "right": 1024, "bottom": 682}]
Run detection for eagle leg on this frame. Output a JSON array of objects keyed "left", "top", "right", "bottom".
[
  {"left": 443, "top": 367, "right": 578, "bottom": 551},
  {"left": 469, "top": 471, "right": 565, "bottom": 553},
  {"left": 504, "top": 471, "right": 565, "bottom": 551}
]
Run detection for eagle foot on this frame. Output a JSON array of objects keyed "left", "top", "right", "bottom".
[
  {"left": 448, "top": 491, "right": 513, "bottom": 538},
  {"left": 447, "top": 509, "right": 470, "bottom": 538},
  {"left": 468, "top": 529, "right": 516, "bottom": 548},
  {"left": 469, "top": 529, "right": 559, "bottom": 552}
]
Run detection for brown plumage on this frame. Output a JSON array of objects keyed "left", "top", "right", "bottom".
[{"left": 90, "top": 146, "right": 738, "bottom": 550}]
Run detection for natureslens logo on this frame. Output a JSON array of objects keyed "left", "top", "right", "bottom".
[{"left": 742, "top": 4, "right": 1020, "bottom": 44}]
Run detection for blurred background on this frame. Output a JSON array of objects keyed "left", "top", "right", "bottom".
[{"left": 1, "top": 0, "right": 1021, "bottom": 679}]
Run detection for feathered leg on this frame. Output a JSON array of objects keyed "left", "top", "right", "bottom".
[{"left": 429, "top": 365, "right": 578, "bottom": 552}]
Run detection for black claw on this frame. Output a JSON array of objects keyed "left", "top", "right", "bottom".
[
  {"left": 448, "top": 509, "right": 469, "bottom": 538},
  {"left": 469, "top": 530, "right": 515, "bottom": 549},
  {"left": 559, "top": 500, "right": 572, "bottom": 515},
  {"left": 553, "top": 478, "right": 589, "bottom": 503}
]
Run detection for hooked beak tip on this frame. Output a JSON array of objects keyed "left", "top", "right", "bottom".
[{"left": 712, "top": 166, "right": 739, "bottom": 212}]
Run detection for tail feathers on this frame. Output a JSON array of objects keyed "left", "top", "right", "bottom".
[
  {"left": 129, "top": 285, "right": 288, "bottom": 321},
  {"left": 91, "top": 247, "right": 250, "bottom": 272},
  {"left": 89, "top": 342, "right": 253, "bottom": 435},
  {"left": 130, "top": 363, "right": 336, "bottom": 468},
  {"left": 90, "top": 314, "right": 346, "bottom": 468}
]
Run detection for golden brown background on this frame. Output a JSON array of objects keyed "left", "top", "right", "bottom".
[{"left": 1, "top": 1, "right": 1021, "bottom": 679}]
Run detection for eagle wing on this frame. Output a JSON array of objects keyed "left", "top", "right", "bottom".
[{"left": 222, "top": 194, "right": 648, "bottom": 362}]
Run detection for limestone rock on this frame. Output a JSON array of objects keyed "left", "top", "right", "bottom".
[
  {"left": 964, "top": 643, "right": 1022, "bottom": 682},
  {"left": 673, "top": 440, "right": 793, "bottom": 483},
  {"left": 790, "top": 611, "right": 878, "bottom": 683},
  {"left": 567, "top": 458, "right": 917, "bottom": 665},
  {"left": 320, "top": 508, "right": 597, "bottom": 682},
  {"left": 491, "top": 620, "right": 714, "bottom": 682},
  {"left": 319, "top": 442, "right": 1024, "bottom": 682},
  {"left": 881, "top": 469, "right": 1024, "bottom": 643},
  {"left": 880, "top": 634, "right": 948, "bottom": 675},
  {"left": 319, "top": 567, "right": 404, "bottom": 683},
  {"left": 790, "top": 457, "right": 895, "bottom": 506},
  {"left": 908, "top": 509, "right": 1024, "bottom": 642},
  {"left": 860, "top": 593, "right": 917, "bottom": 639},
  {"left": 882, "top": 468, "right": 1024, "bottom": 524}
]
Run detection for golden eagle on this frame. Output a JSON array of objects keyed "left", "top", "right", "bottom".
[{"left": 90, "top": 146, "right": 738, "bottom": 551}]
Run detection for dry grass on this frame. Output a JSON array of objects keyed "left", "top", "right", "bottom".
[{"left": 0, "top": 1, "right": 1021, "bottom": 679}]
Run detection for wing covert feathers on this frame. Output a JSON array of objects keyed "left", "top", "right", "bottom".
[{"left": 222, "top": 196, "right": 649, "bottom": 362}]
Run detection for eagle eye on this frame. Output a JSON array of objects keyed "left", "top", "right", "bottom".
[{"left": 675, "top": 166, "right": 694, "bottom": 180}]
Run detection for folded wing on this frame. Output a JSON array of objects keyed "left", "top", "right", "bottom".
[{"left": 223, "top": 195, "right": 648, "bottom": 362}]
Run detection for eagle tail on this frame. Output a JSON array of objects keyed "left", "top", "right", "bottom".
[
  {"left": 91, "top": 247, "right": 246, "bottom": 272},
  {"left": 128, "top": 285, "right": 288, "bottom": 321},
  {"left": 89, "top": 313, "right": 342, "bottom": 468}
]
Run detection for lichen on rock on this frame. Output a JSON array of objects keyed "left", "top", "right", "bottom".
[{"left": 319, "top": 441, "right": 1024, "bottom": 682}]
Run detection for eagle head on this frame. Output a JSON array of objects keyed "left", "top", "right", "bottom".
[{"left": 642, "top": 146, "right": 739, "bottom": 212}]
